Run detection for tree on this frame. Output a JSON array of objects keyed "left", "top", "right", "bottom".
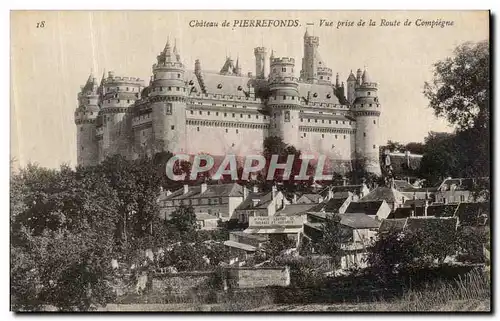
[
  {"left": 315, "top": 214, "right": 351, "bottom": 268},
  {"left": 418, "top": 132, "right": 463, "bottom": 186},
  {"left": 262, "top": 235, "right": 295, "bottom": 259},
  {"left": 367, "top": 230, "right": 417, "bottom": 279},
  {"left": 261, "top": 136, "right": 315, "bottom": 196},
  {"left": 424, "top": 40, "right": 489, "bottom": 132},
  {"left": 347, "top": 153, "right": 384, "bottom": 187},
  {"left": 168, "top": 205, "right": 198, "bottom": 235},
  {"left": 10, "top": 164, "right": 119, "bottom": 311},
  {"left": 90, "top": 155, "right": 163, "bottom": 244},
  {"left": 422, "top": 40, "right": 490, "bottom": 181},
  {"left": 385, "top": 140, "right": 405, "bottom": 152},
  {"left": 405, "top": 142, "right": 425, "bottom": 155}
]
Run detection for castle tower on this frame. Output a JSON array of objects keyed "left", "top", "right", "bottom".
[
  {"left": 300, "top": 30, "right": 320, "bottom": 84},
  {"left": 346, "top": 70, "right": 357, "bottom": 104},
  {"left": 150, "top": 39, "right": 187, "bottom": 154},
  {"left": 100, "top": 71, "right": 143, "bottom": 159},
  {"left": 353, "top": 68, "right": 381, "bottom": 175},
  {"left": 74, "top": 73, "right": 100, "bottom": 166},
  {"left": 234, "top": 57, "right": 242, "bottom": 76},
  {"left": 268, "top": 57, "right": 300, "bottom": 147},
  {"left": 356, "top": 68, "right": 363, "bottom": 85},
  {"left": 254, "top": 47, "right": 267, "bottom": 79}
]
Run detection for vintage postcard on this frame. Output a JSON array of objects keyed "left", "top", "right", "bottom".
[{"left": 10, "top": 10, "right": 491, "bottom": 312}]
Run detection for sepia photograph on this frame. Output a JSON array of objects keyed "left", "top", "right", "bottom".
[{"left": 9, "top": 10, "right": 491, "bottom": 312}]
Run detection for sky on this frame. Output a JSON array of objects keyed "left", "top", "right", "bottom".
[{"left": 10, "top": 10, "right": 489, "bottom": 169}]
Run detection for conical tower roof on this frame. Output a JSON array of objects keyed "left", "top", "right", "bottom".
[
  {"left": 347, "top": 70, "right": 356, "bottom": 81},
  {"left": 362, "top": 68, "right": 373, "bottom": 83}
]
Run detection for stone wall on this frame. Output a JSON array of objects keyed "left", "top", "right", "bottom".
[
  {"left": 151, "top": 271, "right": 215, "bottom": 295},
  {"left": 226, "top": 267, "right": 290, "bottom": 289}
]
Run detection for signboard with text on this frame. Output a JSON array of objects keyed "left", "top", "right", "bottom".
[{"left": 249, "top": 215, "right": 305, "bottom": 227}]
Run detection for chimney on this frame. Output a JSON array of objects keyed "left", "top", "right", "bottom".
[
  {"left": 243, "top": 185, "right": 249, "bottom": 199},
  {"left": 252, "top": 199, "right": 259, "bottom": 207},
  {"left": 253, "top": 185, "right": 259, "bottom": 193},
  {"left": 183, "top": 184, "right": 189, "bottom": 195},
  {"left": 342, "top": 177, "right": 347, "bottom": 186},
  {"left": 292, "top": 194, "right": 297, "bottom": 204},
  {"left": 272, "top": 185, "right": 277, "bottom": 200},
  {"left": 201, "top": 183, "right": 207, "bottom": 194}
]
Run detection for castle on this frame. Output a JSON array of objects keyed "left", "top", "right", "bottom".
[{"left": 75, "top": 31, "right": 382, "bottom": 175}]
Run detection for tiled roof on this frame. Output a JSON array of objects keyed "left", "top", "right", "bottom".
[
  {"left": 390, "top": 206, "right": 425, "bottom": 219},
  {"left": 345, "top": 201, "right": 384, "bottom": 216},
  {"left": 159, "top": 183, "right": 243, "bottom": 201},
  {"left": 379, "top": 218, "right": 407, "bottom": 233},
  {"left": 437, "top": 178, "right": 478, "bottom": 191},
  {"left": 196, "top": 213, "right": 219, "bottom": 221},
  {"left": 223, "top": 240, "right": 256, "bottom": 252},
  {"left": 381, "top": 153, "right": 422, "bottom": 176},
  {"left": 393, "top": 180, "right": 415, "bottom": 191},
  {"left": 405, "top": 217, "right": 458, "bottom": 232},
  {"left": 331, "top": 191, "right": 352, "bottom": 199},
  {"left": 229, "top": 231, "right": 267, "bottom": 241},
  {"left": 194, "top": 72, "right": 251, "bottom": 97},
  {"left": 321, "top": 197, "right": 349, "bottom": 213},
  {"left": 426, "top": 204, "right": 459, "bottom": 217},
  {"left": 400, "top": 187, "right": 438, "bottom": 193},
  {"left": 330, "top": 185, "right": 364, "bottom": 194},
  {"left": 276, "top": 203, "right": 319, "bottom": 216},
  {"left": 298, "top": 193, "right": 323, "bottom": 203},
  {"left": 455, "top": 202, "right": 490, "bottom": 226},
  {"left": 298, "top": 82, "right": 340, "bottom": 104},
  {"left": 360, "top": 186, "right": 406, "bottom": 203},
  {"left": 338, "top": 213, "right": 381, "bottom": 229},
  {"left": 235, "top": 191, "right": 274, "bottom": 210},
  {"left": 404, "top": 199, "right": 428, "bottom": 208}
]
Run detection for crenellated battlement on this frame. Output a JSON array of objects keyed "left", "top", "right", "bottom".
[
  {"left": 357, "top": 82, "right": 378, "bottom": 89},
  {"left": 254, "top": 47, "right": 267, "bottom": 55},
  {"left": 304, "top": 36, "right": 319, "bottom": 46},
  {"left": 153, "top": 61, "right": 185, "bottom": 70},
  {"left": 317, "top": 66, "right": 333, "bottom": 74},
  {"left": 271, "top": 57, "right": 295, "bottom": 65}
]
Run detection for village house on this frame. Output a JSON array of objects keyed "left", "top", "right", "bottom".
[
  {"left": 157, "top": 182, "right": 245, "bottom": 221},
  {"left": 379, "top": 216, "right": 458, "bottom": 235},
  {"left": 243, "top": 215, "right": 305, "bottom": 246},
  {"left": 303, "top": 212, "right": 380, "bottom": 270},
  {"left": 233, "top": 185, "right": 289, "bottom": 224},
  {"left": 357, "top": 185, "right": 410, "bottom": 211},
  {"left": 344, "top": 200, "right": 392, "bottom": 220}
]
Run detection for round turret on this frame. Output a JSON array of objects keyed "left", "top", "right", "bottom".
[
  {"left": 267, "top": 57, "right": 300, "bottom": 147},
  {"left": 149, "top": 40, "right": 188, "bottom": 154},
  {"left": 317, "top": 66, "right": 333, "bottom": 85},
  {"left": 100, "top": 72, "right": 144, "bottom": 109},
  {"left": 75, "top": 73, "right": 101, "bottom": 166},
  {"left": 99, "top": 72, "right": 144, "bottom": 158},
  {"left": 269, "top": 57, "right": 299, "bottom": 96},
  {"left": 353, "top": 68, "right": 381, "bottom": 175}
]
